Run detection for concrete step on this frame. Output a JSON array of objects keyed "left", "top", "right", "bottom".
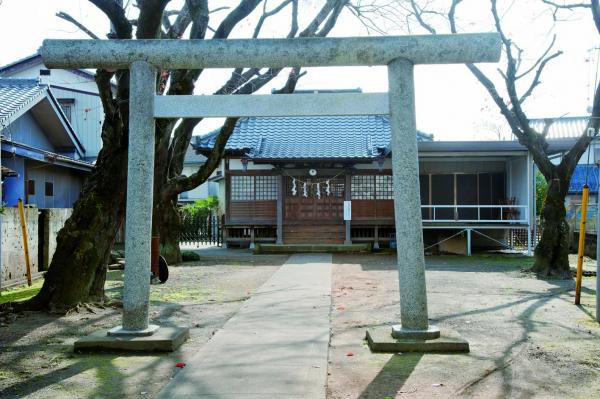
[{"left": 254, "top": 243, "right": 371, "bottom": 254}]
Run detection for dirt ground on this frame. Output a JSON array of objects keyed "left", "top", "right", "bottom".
[
  {"left": 328, "top": 254, "right": 600, "bottom": 398},
  {"left": 0, "top": 254, "right": 288, "bottom": 399},
  {"left": 1, "top": 252, "right": 599, "bottom": 398}
]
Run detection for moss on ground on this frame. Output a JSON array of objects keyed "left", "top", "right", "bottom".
[
  {"left": 150, "top": 287, "right": 209, "bottom": 303},
  {"left": 0, "top": 280, "right": 43, "bottom": 304}
]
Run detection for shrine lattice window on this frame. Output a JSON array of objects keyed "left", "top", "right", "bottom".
[
  {"left": 255, "top": 176, "right": 278, "bottom": 200},
  {"left": 231, "top": 176, "right": 254, "bottom": 200},
  {"left": 231, "top": 175, "right": 278, "bottom": 200},
  {"left": 351, "top": 175, "right": 393, "bottom": 200}
]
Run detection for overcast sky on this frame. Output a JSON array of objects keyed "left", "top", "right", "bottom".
[{"left": 0, "top": 0, "right": 597, "bottom": 140}]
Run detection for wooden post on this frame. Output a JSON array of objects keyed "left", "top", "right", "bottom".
[
  {"left": 250, "top": 226, "right": 256, "bottom": 249},
  {"left": 344, "top": 172, "right": 352, "bottom": 245},
  {"left": 17, "top": 199, "right": 32, "bottom": 286},
  {"left": 575, "top": 185, "right": 590, "bottom": 305},
  {"left": 277, "top": 174, "right": 283, "bottom": 244}
]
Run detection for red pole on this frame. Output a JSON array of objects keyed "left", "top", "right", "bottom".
[{"left": 151, "top": 236, "right": 160, "bottom": 277}]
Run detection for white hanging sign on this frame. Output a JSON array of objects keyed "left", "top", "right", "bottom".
[{"left": 344, "top": 201, "right": 352, "bottom": 221}]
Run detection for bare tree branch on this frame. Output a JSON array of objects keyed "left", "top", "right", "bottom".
[
  {"left": 136, "top": 0, "right": 172, "bottom": 38},
  {"left": 56, "top": 11, "right": 100, "bottom": 39},
  {"left": 543, "top": 0, "right": 600, "bottom": 33},
  {"left": 253, "top": 0, "right": 295, "bottom": 38},
  {"left": 593, "top": 0, "right": 600, "bottom": 33},
  {"left": 409, "top": 0, "right": 436, "bottom": 33},
  {"left": 165, "top": 0, "right": 349, "bottom": 194},
  {"left": 542, "top": 0, "right": 590, "bottom": 9},
  {"left": 169, "top": 66, "right": 307, "bottom": 197},
  {"left": 518, "top": 49, "right": 563, "bottom": 104},
  {"left": 213, "top": 0, "right": 263, "bottom": 39},
  {"left": 88, "top": 0, "right": 132, "bottom": 39}
]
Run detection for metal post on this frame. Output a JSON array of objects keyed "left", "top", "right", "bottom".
[
  {"left": 109, "top": 60, "right": 157, "bottom": 335},
  {"left": 388, "top": 58, "right": 438, "bottom": 338},
  {"left": 575, "top": 185, "right": 590, "bottom": 305},
  {"left": 527, "top": 226, "right": 532, "bottom": 256},
  {"left": 466, "top": 229, "right": 472, "bottom": 256}
]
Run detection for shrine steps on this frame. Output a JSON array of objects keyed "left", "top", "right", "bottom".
[
  {"left": 253, "top": 243, "right": 371, "bottom": 254},
  {"left": 283, "top": 224, "right": 345, "bottom": 244}
]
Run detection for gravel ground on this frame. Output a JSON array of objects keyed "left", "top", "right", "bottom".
[
  {"left": 0, "top": 254, "right": 287, "bottom": 399},
  {"left": 327, "top": 254, "right": 600, "bottom": 399}
]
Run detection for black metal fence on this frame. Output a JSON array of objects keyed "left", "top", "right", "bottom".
[{"left": 179, "top": 213, "right": 223, "bottom": 247}]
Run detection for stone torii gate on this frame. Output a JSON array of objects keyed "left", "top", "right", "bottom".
[{"left": 41, "top": 33, "right": 500, "bottom": 352}]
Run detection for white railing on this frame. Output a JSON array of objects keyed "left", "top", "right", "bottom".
[{"left": 421, "top": 205, "right": 528, "bottom": 223}]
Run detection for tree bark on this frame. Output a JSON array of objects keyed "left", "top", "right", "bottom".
[
  {"left": 15, "top": 115, "right": 128, "bottom": 311},
  {"left": 532, "top": 176, "right": 571, "bottom": 278},
  {"left": 157, "top": 196, "right": 182, "bottom": 264}
]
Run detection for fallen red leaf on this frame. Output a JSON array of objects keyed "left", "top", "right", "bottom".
[
  {"left": 346, "top": 352, "right": 354, "bottom": 357},
  {"left": 175, "top": 362, "right": 186, "bottom": 368}
]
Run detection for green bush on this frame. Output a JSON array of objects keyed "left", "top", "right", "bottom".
[
  {"left": 181, "top": 251, "right": 201, "bottom": 261},
  {"left": 536, "top": 170, "right": 548, "bottom": 216},
  {"left": 180, "top": 196, "right": 219, "bottom": 221}
]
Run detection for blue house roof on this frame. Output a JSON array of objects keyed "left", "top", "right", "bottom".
[
  {"left": 0, "top": 78, "right": 46, "bottom": 125},
  {"left": 193, "top": 116, "right": 433, "bottom": 160},
  {"left": 0, "top": 78, "right": 89, "bottom": 167},
  {"left": 569, "top": 164, "right": 599, "bottom": 194},
  {"left": 0, "top": 53, "right": 105, "bottom": 85}
]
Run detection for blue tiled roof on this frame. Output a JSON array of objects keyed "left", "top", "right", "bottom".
[
  {"left": 0, "top": 78, "right": 45, "bottom": 126},
  {"left": 194, "top": 116, "right": 433, "bottom": 160},
  {"left": 569, "top": 164, "right": 599, "bottom": 194}
]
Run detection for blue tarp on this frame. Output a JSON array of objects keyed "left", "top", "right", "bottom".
[{"left": 569, "top": 164, "right": 599, "bottom": 193}]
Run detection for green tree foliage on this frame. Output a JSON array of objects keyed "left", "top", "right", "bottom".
[
  {"left": 180, "top": 196, "right": 219, "bottom": 221},
  {"left": 536, "top": 170, "right": 548, "bottom": 216}
]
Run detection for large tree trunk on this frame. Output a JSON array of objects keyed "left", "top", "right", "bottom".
[
  {"left": 17, "top": 118, "right": 128, "bottom": 312},
  {"left": 157, "top": 196, "right": 182, "bottom": 264},
  {"left": 532, "top": 176, "right": 571, "bottom": 279}
]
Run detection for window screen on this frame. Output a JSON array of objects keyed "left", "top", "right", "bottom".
[
  {"left": 231, "top": 176, "right": 254, "bottom": 200},
  {"left": 376, "top": 175, "right": 394, "bottom": 199},
  {"left": 255, "top": 176, "right": 278, "bottom": 200},
  {"left": 351, "top": 176, "right": 375, "bottom": 199},
  {"left": 352, "top": 175, "right": 393, "bottom": 200}
]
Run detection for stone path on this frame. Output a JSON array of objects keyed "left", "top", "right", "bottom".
[{"left": 157, "top": 253, "right": 332, "bottom": 398}]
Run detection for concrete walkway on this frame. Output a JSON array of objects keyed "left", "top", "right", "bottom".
[{"left": 157, "top": 253, "right": 332, "bottom": 398}]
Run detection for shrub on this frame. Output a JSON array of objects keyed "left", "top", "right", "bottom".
[
  {"left": 180, "top": 196, "right": 219, "bottom": 221},
  {"left": 181, "top": 251, "right": 201, "bottom": 261}
]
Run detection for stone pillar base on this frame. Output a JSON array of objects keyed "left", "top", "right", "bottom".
[
  {"left": 391, "top": 324, "right": 440, "bottom": 340},
  {"left": 74, "top": 325, "right": 189, "bottom": 352},
  {"left": 366, "top": 326, "right": 469, "bottom": 353},
  {"left": 108, "top": 324, "right": 160, "bottom": 337}
]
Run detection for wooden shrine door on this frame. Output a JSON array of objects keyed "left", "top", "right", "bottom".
[{"left": 283, "top": 176, "right": 345, "bottom": 223}]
